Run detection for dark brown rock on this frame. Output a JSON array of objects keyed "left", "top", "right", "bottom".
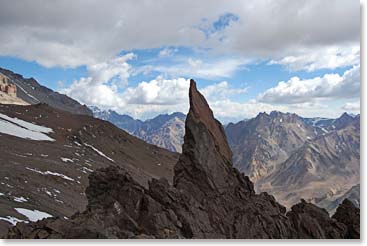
[
  {"left": 286, "top": 199, "right": 346, "bottom": 238},
  {"left": 332, "top": 199, "right": 360, "bottom": 239}
]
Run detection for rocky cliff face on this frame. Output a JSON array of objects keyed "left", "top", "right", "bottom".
[{"left": 3, "top": 79, "right": 359, "bottom": 239}]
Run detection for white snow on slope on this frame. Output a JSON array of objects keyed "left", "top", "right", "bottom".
[
  {"left": 0, "top": 113, "right": 54, "bottom": 141},
  {"left": 0, "top": 216, "right": 26, "bottom": 226},
  {"left": 61, "top": 157, "right": 73, "bottom": 163},
  {"left": 26, "top": 167, "right": 75, "bottom": 181},
  {"left": 13, "top": 196, "right": 28, "bottom": 203},
  {"left": 15, "top": 83, "right": 40, "bottom": 103},
  {"left": 15, "top": 208, "right": 52, "bottom": 222},
  {"left": 84, "top": 143, "right": 115, "bottom": 162}
]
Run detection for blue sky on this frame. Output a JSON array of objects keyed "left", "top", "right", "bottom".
[
  {"left": 0, "top": 1, "right": 360, "bottom": 122},
  {"left": 0, "top": 50, "right": 353, "bottom": 103}
]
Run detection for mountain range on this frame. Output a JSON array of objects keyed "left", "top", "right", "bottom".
[
  {"left": 0, "top": 68, "right": 360, "bottom": 238},
  {"left": 91, "top": 106, "right": 185, "bottom": 153},
  {"left": 90, "top": 105, "right": 360, "bottom": 214},
  {"left": 225, "top": 111, "right": 360, "bottom": 213}
]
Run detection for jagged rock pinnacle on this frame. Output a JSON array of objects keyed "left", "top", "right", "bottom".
[
  {"left": 188, "top": 79, "right": 232, "bottom": 162},
  {"left": 174, "top": 79, "right": 241, "bottom": 200}
]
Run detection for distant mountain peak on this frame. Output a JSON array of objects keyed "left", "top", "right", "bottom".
[{"left": 90, "top": 106, "right": 185, "bottom": 152}]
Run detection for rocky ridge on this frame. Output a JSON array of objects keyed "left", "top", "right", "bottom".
[
  {"left": 0, "top": 67, "right": 92, "bottom": 116},
  {"left": 3, "top": 79, "right": 359, "bottom": 239}
]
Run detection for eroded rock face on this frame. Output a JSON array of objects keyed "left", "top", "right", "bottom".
[
  {"left": 3, "top": 79, "right": 360, "bottom": 239},
  {"left": 287, "top": 199, "right": 347, "bottom": 239},
  {"left": 332, "top": 199, "right": 360, "bottom": 239}
]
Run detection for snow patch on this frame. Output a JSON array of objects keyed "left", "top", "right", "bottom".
[
  {"left": 74, "top": 141, "right": 82, "bottom": 146},
  {"left": 13, "top": 196, "right": 28, "bottom": 203},
  {"left": 26, "top": 167, "right": 74, "bottom": 181},
  {"left": 61, "top": 157, "right": 73, "bottom": 163},
  {"left": 84, "top": 143, "right": 115, "bottom": 162},
  {"left": 81, "top": 167, "right": 93, "bottom": 173},
  {"left": 15, "top": 83, "right": 40, "bottom": 103},
  {"left": 0, "top": 216, "right": 26, "bottom": 226},
  {"left": 15, "top": 208, "right": 52, "bottom": 222},
  {"left": 0, "top": 113, "right": 54, "bottom": 141},
  {"left": 321, "top": 127, "right": 328, "bottom": 133}
]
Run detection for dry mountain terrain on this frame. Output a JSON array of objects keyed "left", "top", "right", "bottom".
[
  {"left": 0, "top": 76, "right": 179, "bottom": 236},
  {"left": 3, "top": 80, "right": 359, "bottom": 239},
  {"left": 225, "top": 111, "right": 360, "bottom": 213}
]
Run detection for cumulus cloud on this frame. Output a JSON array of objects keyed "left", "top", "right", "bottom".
[
  {"left": 61, "top": 77, "right": 126, "bottom": 109},
  {"left": 60, "top": 53, "right": 136, "bottom": 109},
  {"left": 257, "top": 65, "right": 360, "bottom": 104},
  {"left": 61, "top": 74, "right": 190, "bottom": 118},
  {"left": 61, "top": 72, "right": 249, "bottom": 120},
  {"left": 87, "top": 53, "right": 135, "bottom": 86},
  {"left": 0, "top": 0, "right": 359, "bottom": 68},
  {"left": 123, "top": 77, "right": 190, "bottom": 105}
]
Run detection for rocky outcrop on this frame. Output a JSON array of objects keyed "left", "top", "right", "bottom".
[
  {"left": 287, "top": 199, "right": 346, "bottom": 239},
  {"left": 3, "top": 79, "right": 360, "bottom": 239},
  {"left": 332, "top": 199, "right": 360, "bottom": 239}
]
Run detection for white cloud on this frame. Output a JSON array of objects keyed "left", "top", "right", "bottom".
[
  {"left": 0, "top": 0, "right": 359, "bottom": 68},
  {"left": 61, "top": 72, "right": 250, "bottom": 120},
  {"left": 62, "top": 71, "right": 359, "bottom": 122},
  {"left": 269, "top": 45, "right": 360, "bottom": 72},
  {"left": 60, "top": 53, "right": 136, "bottom": 108},
  {"left": 257, "top": 65, "right": 360, "bottom": 104},
  {"left": 123, "top": 77, "right": 190, "bottom": 105},
  {"left": 158, "top": 47, "right": 178, "bottom": 58},
  {"left": 61, "top": 75, "right": 190, "bottom": 119},
  {"left": 60, "top": 77, "right": 126, "bottom": 108},
  {"left": 142, "top": 57, "right": 248, "bottom": 79},
  {"left": 87, "top": 53, "right": 135, "bottom": 86}
]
